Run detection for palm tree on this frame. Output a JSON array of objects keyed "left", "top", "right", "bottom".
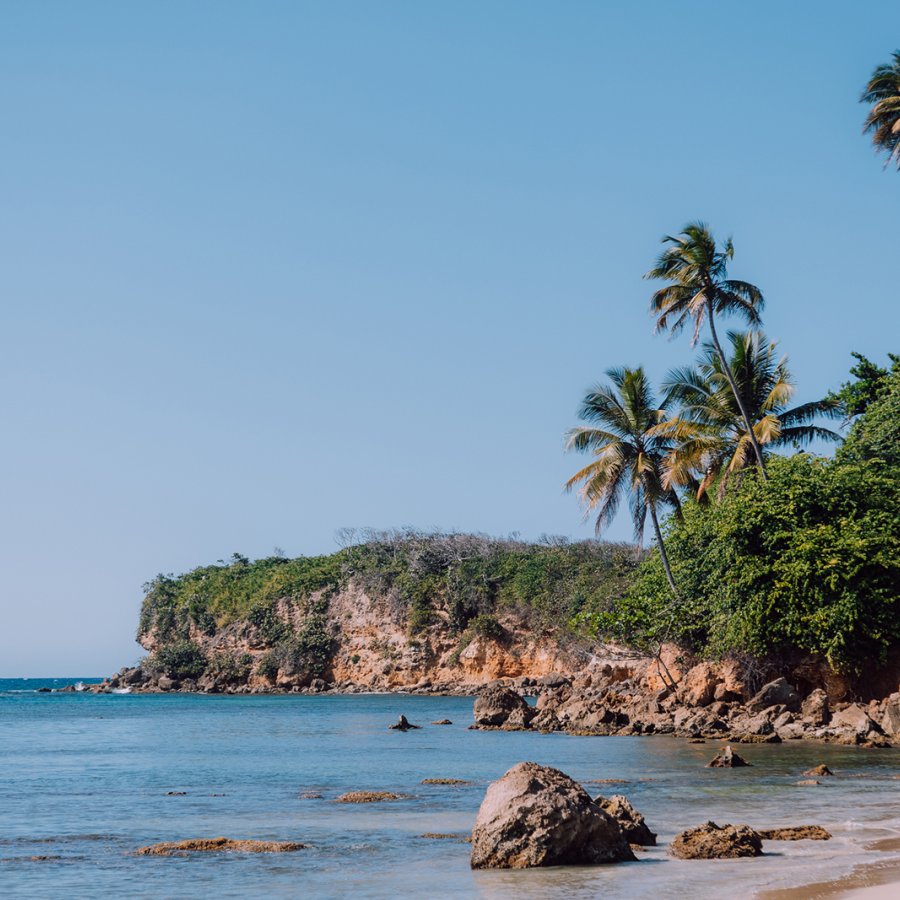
[
  {"left": 861, "top": 51, "right": 900, "bottom": 169},
  {"left": 565, "top": 367, "right": 681, "bottom": 598},
  {"left": 645, "top": 222, "right": 768, "bottom": 480},
  {"left": 662, "top": 331, "right": 842, "bottom": 498}
]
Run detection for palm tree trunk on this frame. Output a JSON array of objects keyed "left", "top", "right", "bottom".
[
  {"left": 706, "top": 300, "right": 768, "bottom": 480},
  {"left": 648, "top": 502, "right": 678, "bottom": 599}
]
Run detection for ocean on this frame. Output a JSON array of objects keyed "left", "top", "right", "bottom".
[{"left": 1, "top": 680, "right": 899, "bottom": 898}]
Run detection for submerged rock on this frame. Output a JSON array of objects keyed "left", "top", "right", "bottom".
[
  {"left": 669, "top": 822, "right": 763, "bottom": 859},
  {"left": 707, "top": 746, "right": 751, "bottom": 768},
  {"left": 802, "top": 764, "right": 834, "bottom": 777},
  {"left": 431, "top": 719, "right": 453, "bottom": 725},
  {"left": 757, "top": 825, "right": 831, "bottom": 841},
  {"left": 469, "top": 762, "right": 635, "bottom": 869},
  {"left": 135, "top": 838, "right": 306, "bottom": 855},
  {"left": 421, "top": 778, "right": 470, "bottom": 785},
  {"left": 594, "top": 794, "right": 656, "bottom": 846},
  {"left": 335, "top": 791, "right": 402, "bottom": 803}
]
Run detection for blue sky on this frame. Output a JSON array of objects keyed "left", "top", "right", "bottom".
[{"left": 1, "top": 2, "right": 897, "bottom": 674}]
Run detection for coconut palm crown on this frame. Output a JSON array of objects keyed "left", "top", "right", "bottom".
[
  {"left": 565, "top": 366, "right": 681, "bottom": 596},
  {"left": 662, "top": 331, "right": 842, "bottom": 498},
  {"left": 861, "top": 50, "right": 900, "bottom": 169},
  {"left": 645, "top": 221, "right": 768, "bottom": 479}
]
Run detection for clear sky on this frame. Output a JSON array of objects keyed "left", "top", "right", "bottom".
[{"left": 1, "top": 2, "right": 897, "bottom": 675}]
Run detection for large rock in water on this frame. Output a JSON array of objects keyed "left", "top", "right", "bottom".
[
  {"left": 472, "top": 684, "right": 533, "bottom": 728},
  {"left": 669, "top": 821, "right": 763, "bottom": 859},
  {"left": 470, "top": 762, "right": 636, "bottom": 868},
  {"left": 594, "top": 794, "right": 657, "bottom": 845}
]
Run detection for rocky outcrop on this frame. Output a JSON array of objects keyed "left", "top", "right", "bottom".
[
  {"left": 472, "top": 684, "right": 534, "bottom": 728},
  {"left": 669, "top": 822, "right": 763, "bottom": 859},
  {"left": 135, "top": 838, "right": 306, "bottom": 855},
  {"left": 707, "top": 746, "right": 751, "bottom": 768},
  {"left": 757, "top": 826, "right": 831, "bottom": 841},
  {"left": 487, "top": 666, "right": 900, "bottom": 747},
  {"left": 594, "top": 794, "right": 656, "bottom": 846},
  {"left": 469, "top": 762, "right": 636, "bottom": 868}
]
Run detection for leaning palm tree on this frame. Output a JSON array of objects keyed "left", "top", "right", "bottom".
[
  {"left": 645, "top": 222, "right": 768, "bottom": 480},
  {"left": 662, "top": 331, "right": 842, "bottom": 498},
  {"left": 565, "top": 367, "right": 681, "bottom": 598},
  {"left": 861, "top": 51, "right": 900, "bottom": 169}
]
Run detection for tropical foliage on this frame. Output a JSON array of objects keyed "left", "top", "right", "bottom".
[
  {"left": 645, "top": 222, "right": 768, "bottom": 476},
  {"left": 661, "top": 331, "right": 841, "bottom": 498},
  {"left": 564, "top": 366, "right": 681, "bottom": 595},
  {"left": 861, "top": 50, "right": 900, "bottom": 169},
  {"left": 576, "top": 355, "right": 900, "bottom": 674}
]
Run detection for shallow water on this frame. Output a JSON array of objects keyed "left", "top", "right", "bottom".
[{"left": 1, "top": 682, "right": 899, "bottom": 899}]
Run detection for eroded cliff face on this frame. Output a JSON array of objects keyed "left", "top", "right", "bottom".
[{"left": 132, "top": 578, "right": 648, "bottom": 693}]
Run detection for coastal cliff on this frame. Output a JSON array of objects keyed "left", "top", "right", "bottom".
[{"left": 115, "top": 532, "right": 646, "bottom": 694}]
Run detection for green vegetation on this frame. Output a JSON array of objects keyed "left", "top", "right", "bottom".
[
  {"left": 564, "top": 367, "right": 681, "bottom": 597},
  {"left": 138, "top": 531, "right": 643, "bottom": 680},
  {"left": 662, "top": 331, "right": 841, "bottom": 498},
  {"left": 861, "top": 50, "right": 900, "bottom": 169},
  {"left": 576, "top": 355, "right": 900, "bottom": 674}
]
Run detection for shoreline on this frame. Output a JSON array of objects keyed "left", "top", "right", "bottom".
[{"left": 760, "top": 837, "right": 900, "bottom": 899}]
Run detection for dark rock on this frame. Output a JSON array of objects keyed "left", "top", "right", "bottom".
[
  {"left": 431, "top": 719, "right": 453, "bottom": 725},
  {"left": 469, "top": 762, "right": 635, "bottom": 868},
  {"left": 802, "top": 764, "right": 834, "bottom": 777},
  {"left": 389, "top": 715, "right": 421, "bottom": 731},
  {"left": 707, "top": 745, "right": 752, "bottom": 768},
  {"left": 669, "top": 821, "right": 762, "bottom": 859}
]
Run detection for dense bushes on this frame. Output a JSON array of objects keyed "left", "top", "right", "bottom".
[
  {"left": 138, "top": 532, "right": 641, "bottom": 650},
  {"left": 148, "top": 640, "right": 207, "bottom": 680},
  {"left": 583, "top": 362, "right": 900, "bottom": 673}
]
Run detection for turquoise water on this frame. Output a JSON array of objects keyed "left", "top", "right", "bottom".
[{"left": 2, "top": 683, "right": 899, "bottom": 899}]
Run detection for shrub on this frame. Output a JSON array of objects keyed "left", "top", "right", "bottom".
[
  {"left": 150, "top": 640, "right": 207, "bottom": 680},
  {"left": 590, "top": 454, "right": 900, "bottom": 672}
]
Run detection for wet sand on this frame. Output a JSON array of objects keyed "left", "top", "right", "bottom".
[{"left": 762, "top": 837, "right": 900, "bottom": 899}]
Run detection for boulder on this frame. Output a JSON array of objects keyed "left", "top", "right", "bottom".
[
  {"left": 880, "top": 694, "right": 900, "bottom": 737},
  {"left": 669, "top": 821, "right": 763, "bottom": 859},
  {"left": 707, "top": 746, "right": 751, "bottom": 768},
  {"left": 473, "top": 685, "right": 532, "bottom": 728},
  {"left": 469, "top": 762, "right": 635, "bottom": 868},
  {"left": 504, "top": 706, "right": 535, "bottom": 730},
  {"left": 679, "top": 664, "right": 719, "bottom": 707},
  {"left": 531, "top": 709, "right": 561, "bottom": 732},
  {"left": 800, "top": 688, "right": 830, "bottom": 726},
  {"left": 157, "top": 676, "right": 179, "bottom": 692},
  {"left": 746, "top": 678, "right": 801, "bottom": 714},
  {"left": 594, "top": 795, "right": 656, "bottom": 846},
  {"left": 830, "top": 704, "right": 880, "bottom": 739},
  {"left": 431, "top": 719, "right": 453, "bottom": 725}
]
